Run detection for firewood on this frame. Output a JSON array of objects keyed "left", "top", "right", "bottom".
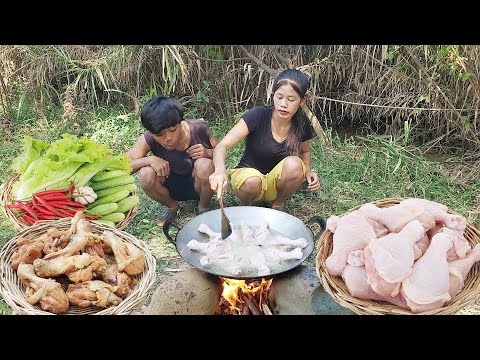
[
  {"left": 262, "top": 303, "right": 273, "bottom": 315},
  {"left": 241, "top": 303, "right": 251, "bottom": 315},
  {"left": 240, "top": 292, "right": 262, "bottom": 315}
]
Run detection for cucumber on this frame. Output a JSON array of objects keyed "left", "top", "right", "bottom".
[
  {"left": 93, "top": 220, "right": 116, "bottom": 228},
  {"left": 85, "top": 203, "right": 119, "bottom": 216},
  {"left": 87, "top": 189, "right": 130, "bottom": 208},
  {"left": 116, "top": 195, "right": 140, "bottom": 213},
  {"left": 90, "top": 175, "right": 135, "bottom": 191},
  {"left": 92, "top": 170, "right": 131, "bottom": 182},
  {"left": 96, "top": 183, "right": 137, "bottom": 198},
  {"left": 100, "top": 212, "right": 126, "bottom": 223}
]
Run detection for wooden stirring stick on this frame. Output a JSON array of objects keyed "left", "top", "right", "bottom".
[{"left": 219, "top": 195, "right": 232, "bottom": 239}]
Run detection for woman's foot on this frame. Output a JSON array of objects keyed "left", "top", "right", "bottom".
[{"left": 271, "top": 204, "right": 290, "bottom": 214}]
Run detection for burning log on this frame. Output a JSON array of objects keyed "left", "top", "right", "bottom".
[
  {"left": 240, "top": 291, "right": 262, "bottom": 315},
  {"left": 215, "top": 277, "right": 274, "bottom": 315},
  {"left": 262, "top": 303, "right": 273, "bottom": 315}
]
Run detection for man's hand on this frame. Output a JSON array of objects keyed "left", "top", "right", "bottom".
[
  {"left": 150, "top": 157, "right": 170, "bottom": 178},
  {"left": 186, "top": 144, "right": 211, "bottom": 160}
]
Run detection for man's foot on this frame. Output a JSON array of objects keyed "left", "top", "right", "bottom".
[{"left": 156, "top": 207, "right": 179, "bottom": 226}]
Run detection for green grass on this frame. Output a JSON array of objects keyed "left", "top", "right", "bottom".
[{"left": 1, "top": 104, "right": 480, "bottom": 315}]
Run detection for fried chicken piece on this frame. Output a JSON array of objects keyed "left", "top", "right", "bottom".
[
  {"left": 44, "top": 218, "right": 100, "bottom": 260},
  {"left": 84, "top": 240, "right": 108, "bottom": 259},
  {"left": 102, "top": 231, "right": 145, "bottom": 275},
  {"left": 17, "top": 263, "right": 69, "bottom": 314},
  {"left": 11, "top": 234, "right": 46, "bottom": 270},
  {"left": 43, "top": 228, "right": 70, "bottom": 254},
  {"left": 66, "top": 280, "right": 122, "bottom": 308},
  {"left": 33, "top": 253, "right": 107, "bottom": 282},
  {"left": 102, "top": 263, "right": 133, "bottom": 296}
]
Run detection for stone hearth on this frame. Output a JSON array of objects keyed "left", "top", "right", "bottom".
[{"left": 145, "top": 263, "right": 354, "bottom": 315}]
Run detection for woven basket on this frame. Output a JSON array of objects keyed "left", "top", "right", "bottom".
[
  {"left": 1, "top": 174, "right": 138, "bottom": 231},
  {"left": 0, "top": 218, "right": 157, "bottom": 315},
  {"left": 316, "top": 197, "right": 480, "bottom": 315}
]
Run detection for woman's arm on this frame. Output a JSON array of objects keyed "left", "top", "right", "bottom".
[
  {"left": 298, "top": 140, "right": 312, "bottom": 173},
  {"left": 299, "top": 140, "right": 320, "bottom": 192},
  {"left": 209, "top": 119, "right": 249, "bottom": 195}
]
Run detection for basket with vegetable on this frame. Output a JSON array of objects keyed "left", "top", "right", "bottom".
[{"left": 1, "top": 134, "right": 139, "bottom": 230}]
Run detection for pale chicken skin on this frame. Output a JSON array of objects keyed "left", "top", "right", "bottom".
[
  {"left": 359, "top": 202, "right": 435, "bottom": 233},
  {"left": 447, "top": 244, "right": 480, "bottom": 303},
  {"left": 325, "top": 211, "right": 376, "bottom": 276},
  {"left": 401, "top": 233, "right": 454, "bottom": 313},
  {"left": 401, "top": 198, "right": 467, "bottom": 231}
]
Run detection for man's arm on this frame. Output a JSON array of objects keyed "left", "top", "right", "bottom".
[{"left": 125, "top": 135, "right": 153, "bottom": 174}]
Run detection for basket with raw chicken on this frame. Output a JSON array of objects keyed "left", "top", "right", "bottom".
[
  {"left": 316, "top": 197, "right": 480, "bottom": 315},
  {"left": 0, "top": 134, "right": 140, "bottom": 231},
  {"left": 0, "top": 211, "right": 156, "bottom": 315}
]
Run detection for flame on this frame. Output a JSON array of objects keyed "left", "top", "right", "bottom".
[{"left": 219, "top": 277, "right": 273, "bottom": 314}]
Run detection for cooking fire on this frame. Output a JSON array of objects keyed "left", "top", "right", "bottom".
[{"left": 214, "top": 277, "right": 273, "bottom": 315}]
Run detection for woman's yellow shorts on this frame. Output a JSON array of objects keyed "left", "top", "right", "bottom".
[{"left": 228, "top": 156, "right": 306, "bottom": 202}]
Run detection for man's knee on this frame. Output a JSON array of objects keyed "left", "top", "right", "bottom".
[
  {"left": 193, "top": 158, "right": 214, "bottom": 180},
  {"left": 138, "top": 166, "right": 163, "bottom": 188}
]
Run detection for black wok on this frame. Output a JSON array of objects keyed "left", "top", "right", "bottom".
[{"left": 163, "top": 206, "right": 326, "bottom": 280}]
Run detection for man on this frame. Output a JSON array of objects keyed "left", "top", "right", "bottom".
[{"left": 126, "top": 95, "right": 218, "bottom": 225}]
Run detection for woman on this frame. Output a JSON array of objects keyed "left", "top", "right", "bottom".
[{"left": 209, "top": 69, "right": 320, "bottom": 212}]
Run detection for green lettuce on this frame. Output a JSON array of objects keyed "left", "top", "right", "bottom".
[
  {"left": 11, "top": 136, "right": 50, "bottom": 174},
  {"left": 12, "top": 134, "right": 131, "bottom": 201}
]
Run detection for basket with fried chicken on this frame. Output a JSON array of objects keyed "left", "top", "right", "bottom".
[{"left": 0, "top": 211, "right": 156, "bottom": 315}]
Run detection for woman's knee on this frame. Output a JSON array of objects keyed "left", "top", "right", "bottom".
[
  {"left": 138, "top": 166, "right": 162, "bottom": 189},
  {"left": 239, "top": 176, "right": 262, "bottom": 194},
  {"left": 282, "top": 156, "right": 304, "bottom": 178}
]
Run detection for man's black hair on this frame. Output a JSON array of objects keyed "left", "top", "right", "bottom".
[{"left": 140, "top": 95, "right": 185, "bottom": 134}]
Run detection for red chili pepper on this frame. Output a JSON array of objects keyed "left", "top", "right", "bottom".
[
  {"left": 33, "top": 195, "right": 65, "bottom": 217},
  {"left": 22, "top": 214, "right": 36, "bottom": 225},
  {"left": 57, "top": 208, "right": 76, "bottom": 217},
  {"left": 31, "top": 196, "right": 56, "bottom": 216},
  {"left": 69, "top": 181, "right": 75, "bottom": 196},
  {"left": 49, "top": 200, "right": 86, "bottom": 208},
  {"left": 37, "top": 193, "right": 69, "bottom": 202},
  {"left": 4, "top": 203, "right": 37, "bottom": 218},
  {"left": 34, "top": 189, "right": 69, "bottom": 197},
  {"left": 37, "top": 214, "right": 56, "bottom": 220}
]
